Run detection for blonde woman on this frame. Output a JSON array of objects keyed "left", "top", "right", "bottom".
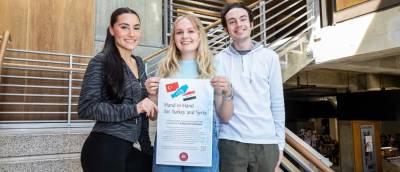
[{"left": 145, "top": 15, "right": 233, "bottom": 172}]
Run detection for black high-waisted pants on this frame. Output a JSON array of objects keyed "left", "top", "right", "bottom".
[{"left": 81, "top": 132, "right": 152, "bottom": 172}]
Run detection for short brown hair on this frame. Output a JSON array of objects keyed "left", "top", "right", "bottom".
[{"left": 220, "top": 3, "right": 253, "bottom": 28}]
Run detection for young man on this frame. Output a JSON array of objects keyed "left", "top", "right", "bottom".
[{"left": 215, "top": 3, "right": 285, "bottom": 172}]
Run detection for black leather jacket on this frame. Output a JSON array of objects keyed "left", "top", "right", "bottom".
[{"left": 78, "top": 53, "right": 151, "bottom": 154}]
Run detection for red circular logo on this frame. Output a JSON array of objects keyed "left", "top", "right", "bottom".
[{"left": 179, "top": 152, "right": 188, "bottom": 161}]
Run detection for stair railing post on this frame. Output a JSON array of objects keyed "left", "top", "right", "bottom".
[
  {"left": 312, "top": 0, "right": 321, "bottom": 31},
  {"left": 259, "top": 0, "right": 266, "bottom": 44},
  {"left": 67, "top": 54, "right": 73, "bottom": 127},
  {"left": 145, "top": 62, "right": 148, "bottom": 76},
  {"left": 168, "top": 0, "right": 173, "bottom": 43},
  {"left": 306, "top": 0, "right": 321, "bottom": 57},
  {"left": 163, "top": 0, "right": 169, "bottom": 46}
]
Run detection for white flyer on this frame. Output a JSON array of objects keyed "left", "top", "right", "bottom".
[{"left": 156, "top": 79, "right": 213, "bottom": 167}]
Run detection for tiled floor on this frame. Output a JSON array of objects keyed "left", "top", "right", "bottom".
[{"left": 382, "top": 157, "right": 400, "bottom": 172}]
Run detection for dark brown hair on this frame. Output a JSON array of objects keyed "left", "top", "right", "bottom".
[
  {"left": 220, "top": 3, "right": 253, "bottom": 28},
  {"left": 103, "top": 8, "right": 140, "bottom": 102}
]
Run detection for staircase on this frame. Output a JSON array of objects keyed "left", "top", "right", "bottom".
[
  {"left": 148, "top": 0, "right": 316, "bottom": 82},
  {"left": 0, "top": 128, "right": 89, "bottom": 172},
  {"left": 0, "top": 30, "right": 91, "bottom": 171},
  {"left": 0, "top": 0, "right": 334, "bottom": 171}
]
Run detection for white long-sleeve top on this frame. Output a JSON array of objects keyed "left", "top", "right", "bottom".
[{"left": 215, "top": 42, "right": 286, "bottom": 150}]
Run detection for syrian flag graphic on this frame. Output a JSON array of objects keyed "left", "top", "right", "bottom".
[{"left": 183, "top": 90, "right": 196, "bottom": 101}]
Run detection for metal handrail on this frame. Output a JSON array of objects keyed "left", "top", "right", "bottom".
[
  {"left": 0, "top": 83, "right": 81, "bottom": 89},
  {"left": 176, "top": 9, "right": 219, "bottom": 21},
  {"left": 264, "top": 12, "right": 313, "bottom": 41},
  {"left": 0, "top": 102, "right": 78, "bottom": 106},
  {"left": 0, "top": 74, "right": 83, "bottom": 82},
  {"left": 209, "top": 0, "right": 315, "bottom": 56},
  {"left": 286, "top": 128, "right": 334, "bottom": 172},
  {"left": 3, "top": 62, "right": 86, "bottom": 72},
  {"left": 0, "top": 47, "right": 90, "bottom": 124},
  {"left": 0, "top": 112, "right": 78, "bottom": 114},
  {"left": 265, "top": 0, "right": 304, "bottom": 23},
  {"left": 6, "top": 48, "right": 91, "bottom": 58},
  {"left": 4, "top": 56, "right": 88, "bottom": 66},
  {"left": 274, "top": 32, "right": 308, "bottom": 58},
  {"left": 209, "top": 1, "right": 297, "bottom": 50},
  {"left": 143, "top": 0, "right": 262, "bottom": 62},
  {"left": 284, "top": 143, "right": 315, "bottom": 171},
  {"left": 171, "top": 4, "right": 220, "bottom": 17},
  {"left": 252, "top": 5, "right": 308, "bottom": 34},
  {"left": 0, "top": 93, "right": 79, "bottom": 98},
  {"left": 173, "top": 0, "right": 222, "bottom": 11},
  {"left": 268, "top": 20, "right": 313, "bottom": 50},
  {"left": 209, "top": 34, "right": 229, "bottom": 47},
  {"left": 281, "top": 156, "right": 302, "bottom": 172},
  {"left": 191, "top": 0, "right": 225, "bottom": 5},
  {"left": 274, "top": 26, "right": 312, "bottom": 54}
]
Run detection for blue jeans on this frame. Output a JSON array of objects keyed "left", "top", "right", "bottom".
[{"left": 153, "top": 120, "right": 219, "bottom": 172}]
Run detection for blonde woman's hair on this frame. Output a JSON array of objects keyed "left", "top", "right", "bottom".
[{"left": 158, "top": 15, "right": 215, "bottom": 78}]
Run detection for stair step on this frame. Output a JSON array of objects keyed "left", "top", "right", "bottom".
[
  {"left": 0, "top": 124, "right": 156, "bottom": 171},
  {"left": 0, "top": 153, "right": 82, "bottom": 172},
  {"left": 282, "top": 50, "right": 315, "bottom": 82},
  {"left": 288, "top": 50, "right": 304, "bottom": 55},
  {"left": 0, "top": 128, "right": 90, "bottom": 158}
]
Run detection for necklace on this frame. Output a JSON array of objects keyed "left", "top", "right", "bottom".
[{"left": 123, "top": 56, "right": 139, "bottom": 79}]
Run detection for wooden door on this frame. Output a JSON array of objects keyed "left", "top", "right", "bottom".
[
  {"left": 336, "top": 0, "right": 369, "bottom": 11},
  {"left": 352, "top": 121, "right": 382, "bottom": 172}
]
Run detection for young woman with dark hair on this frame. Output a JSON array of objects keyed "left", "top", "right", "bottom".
[{"left": 78, "top": 7, "right": 157, "bottom": 172}]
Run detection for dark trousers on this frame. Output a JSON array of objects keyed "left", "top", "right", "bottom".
[
  {"left": 218, "top": 139, "right": 279, "bottom": 172},
  {"left": 81, "top": 132, "right": 152, "bottom": 172}
]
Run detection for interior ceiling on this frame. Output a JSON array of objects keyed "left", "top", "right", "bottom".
[
  {"left": 284, "top": 86, "right": 344, "bottom": 99},
  {"left": 305, "top": 47, "right": 400, "bottom": 75},
  {"left": 309, "top": 55, "right": 400, "bottom": 75},
  {"left": 284, "top": 46, "right": 400, "bottom": 98}
]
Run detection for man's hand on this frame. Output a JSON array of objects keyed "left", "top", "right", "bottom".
[
  {"left": 275, "top": 150, "right": 284, "bottom": 171},
  {"left": 211, "top": 76, "right": 232, "bottom": 97}
]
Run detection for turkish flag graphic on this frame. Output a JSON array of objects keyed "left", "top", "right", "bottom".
[{"left": 166, "top": 82, "right": 179, "bottom": 92}]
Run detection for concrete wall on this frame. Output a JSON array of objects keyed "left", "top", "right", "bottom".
[
  {"left": 338, "top": 120, "right": 355, "bottom": 171},
  {"left": 313, "top": 5, "right": 400, "bottom": 64},
  {"left": 286, "top": 69, "right": 400, "bottom": 92},
  {"left": 95, "top": 0, "right": 163, "bottom": 58}
]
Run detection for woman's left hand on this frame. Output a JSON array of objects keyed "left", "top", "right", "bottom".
[{"left": 136, "top": 98, "right": 158, "bottom": 121}]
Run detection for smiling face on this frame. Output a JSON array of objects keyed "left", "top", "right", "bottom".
[
  {"left": 173, "top": 17, "right": 201, "bottom": 60},
  {"left": 224, "top": 7, "right": 253, "bottom": 43},
  {"left": 109, "top": 13, "right": 141, "bottom": 53}
]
